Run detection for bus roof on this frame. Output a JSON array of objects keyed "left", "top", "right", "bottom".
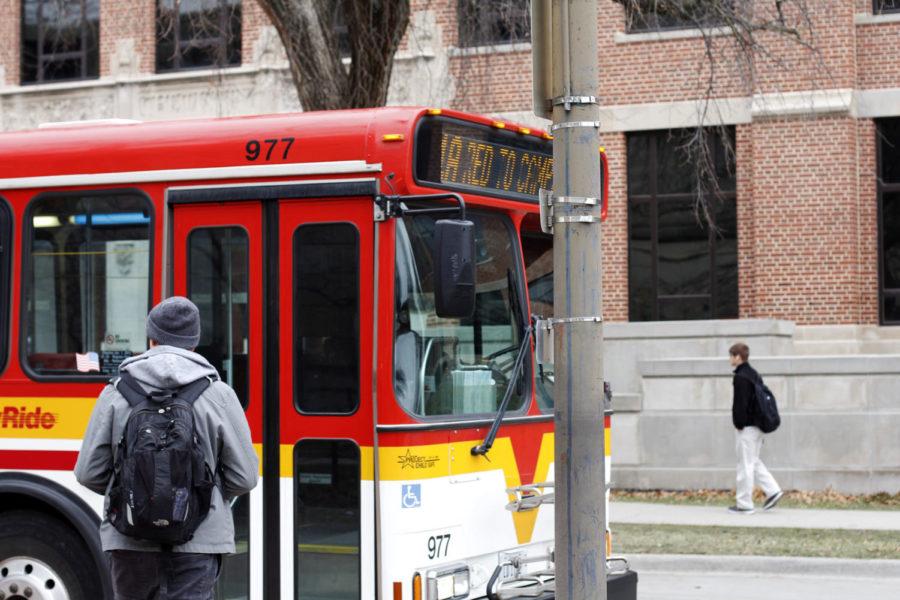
[{"left": 0, "top": 107, "right": 548, "bottom": 184}]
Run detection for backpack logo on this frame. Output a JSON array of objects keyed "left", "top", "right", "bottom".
[{"left": 107, "top": 372, "right": 215, "bottom": 545}]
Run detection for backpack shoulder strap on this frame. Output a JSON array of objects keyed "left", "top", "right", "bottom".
[
  {"left": 115, "top": 371, "right": 151, "bottom": 408},
  {"left": 174, "top": 376, "right": 213, "bottom": 407}
]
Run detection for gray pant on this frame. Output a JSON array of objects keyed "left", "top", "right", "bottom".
[
  {"left": 108, "top": 550, "right": 221, "bottom": 600},
  {"left": 735, "top": 426, "right": 781, "bottom": 509}
]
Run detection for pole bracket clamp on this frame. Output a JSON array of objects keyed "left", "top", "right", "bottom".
[
  {"left": 550, "top": 316, "right": 603, "bottom": 327},
  {"left": 539, "top": 189, "right": 603, "bottom": 233},
  {"left": 552, "top": 95, "right": 598, "bottom": 111},
  {"left": 550, "top": 120, "right": 601, "bottom": 132}
]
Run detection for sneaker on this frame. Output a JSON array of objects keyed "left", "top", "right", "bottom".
[
  {"left": 763, "top": 491, "right": 784, "bottom": 511},
  {"left": 727, "top": 505, "right": 755, "bottom": 514}
]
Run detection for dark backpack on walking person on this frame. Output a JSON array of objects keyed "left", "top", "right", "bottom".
[
  {"left": 106, "top": 370, "right": 216, "bottom": 545},
  {"left": 738, "top": 371, "right": 781, "bottom": 434}
]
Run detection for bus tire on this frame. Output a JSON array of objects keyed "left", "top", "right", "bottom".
[{"left": 0, "top": 510, "right": 101, "bottom": 600}]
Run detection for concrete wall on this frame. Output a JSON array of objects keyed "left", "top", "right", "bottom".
[{"left": 608, "top": 320, "right": 900, "bottom": 494}]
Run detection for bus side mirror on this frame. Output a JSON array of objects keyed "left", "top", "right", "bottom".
[{"left": 433, "top": 219, "right": 475, "bottom": 318}]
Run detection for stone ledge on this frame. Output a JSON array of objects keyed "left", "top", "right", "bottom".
[
  {"left": 612, "top": 393, "right": 642, "bottom": 412},
  {"left": 606, "top": 318, "right": 794, "bottom": 340},
  {"left": 639, "top": 355, "right": 900, "bottom": 377}
]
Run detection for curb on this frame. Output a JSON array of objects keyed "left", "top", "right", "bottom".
[{"left": 625, "top": 553, "right": 900, "bottom": 578}]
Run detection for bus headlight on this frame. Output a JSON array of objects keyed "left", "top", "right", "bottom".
[{"left": 425, "top": 564, "right": 470, "bottom": 600}]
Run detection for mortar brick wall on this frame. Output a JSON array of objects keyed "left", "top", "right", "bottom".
[
  {"left": 748, "top": 115, "right": 861, "bottom": 324},
  {"left": 100, "top": 0, "right": 154, "bottom": 76}
]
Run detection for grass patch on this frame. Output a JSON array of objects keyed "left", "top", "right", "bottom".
[
  {"left": 611, "top": 523, "right": 900, "bottom": 560},
  {"left": 611, "top": 488, "right": 900, "bottom": 511}
]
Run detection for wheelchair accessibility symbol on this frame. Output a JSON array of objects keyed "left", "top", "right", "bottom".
[{"left": 402, "top": 484, "right": 421, "bottom": 509}]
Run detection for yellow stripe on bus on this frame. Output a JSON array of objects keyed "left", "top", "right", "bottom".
[{"left": 298, "top": 544, "right": 359, "bottom": 555}]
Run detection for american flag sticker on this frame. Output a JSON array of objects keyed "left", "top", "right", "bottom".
[{"left": 75, "top": 351, "right": 100, "bottom": 373}]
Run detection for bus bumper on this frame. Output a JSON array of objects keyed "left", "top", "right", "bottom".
[{"left": 497, "top": 569, "right": 638, "bottom": 600}]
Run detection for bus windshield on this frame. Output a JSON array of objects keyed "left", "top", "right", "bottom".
[{"left": 393, "top": 210, "right": 527, "bottom": 417}]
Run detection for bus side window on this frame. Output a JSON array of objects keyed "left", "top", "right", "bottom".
[
  {"left": 188, "top": 227, "right": 250, "bottom": 408},
  {"left": 0, "top": 197, "right": 10, "bottom": 375},
  {"left": 23, "top": 192, "right": 152, "bottom": 378}
]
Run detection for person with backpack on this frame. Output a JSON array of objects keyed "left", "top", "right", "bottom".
[
  {"left": 75, "top": 296, "right": 258, "bottom": 599},
  {"left": 728, "top": 342, "right": 783, "bottom": 515}
]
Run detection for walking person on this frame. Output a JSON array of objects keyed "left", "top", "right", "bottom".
[
  {"left": 75, "top": 296, "right": 259, "bottom": 599},
  {"left": 728, "top": 342, "right": 783, "bottom": 514}
]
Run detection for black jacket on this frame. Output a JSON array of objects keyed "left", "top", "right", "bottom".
[{"left": 732, "top": 362, "right": 759, "bottom": 429}]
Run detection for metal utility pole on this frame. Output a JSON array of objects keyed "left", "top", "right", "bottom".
[{"left": 532, "top": 1, "right": 605, "bottom": 599}]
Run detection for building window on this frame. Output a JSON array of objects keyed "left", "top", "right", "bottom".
[
  {"left": 627, "top": 128, "right": 738, "bottom": 321},
  {"left": 875, "top": 1, "right": 900, "bottom": 14},
  {"left": 457, "top": 0, "right": 530, "bottom": 47},
  {"left": 878, "top": 119, "right": 900, "bottom": 324},
  {"left": 21, "top": 0, "right": 99, "bottom": 84},
  {"left": 0, "top": 199, "right": 10, "bottom": 375},
  {"left": 156, "top": 0, "right": 242, "bottom": 72},
  {"left": 625, "top": 0, "right": 729, "bottom": 32},
  {"left": 23, "top": 192, "right": 152, "bottom": 378}
]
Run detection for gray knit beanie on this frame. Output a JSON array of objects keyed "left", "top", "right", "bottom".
[{"left": 146, "top": 296, "right": 201, "bottom": 350}]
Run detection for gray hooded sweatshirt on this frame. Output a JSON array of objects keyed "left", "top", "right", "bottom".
[{"left": 74, "top": 345, "right": 259, "bottom": 554}]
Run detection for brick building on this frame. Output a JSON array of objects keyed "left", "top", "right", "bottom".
[{"left": 1, "top": 0, "right": 899, "bottom": 492}]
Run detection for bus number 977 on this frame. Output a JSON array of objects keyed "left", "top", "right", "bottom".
[{"left": 427, "top": 534, "right": 451, "bottom": 559}]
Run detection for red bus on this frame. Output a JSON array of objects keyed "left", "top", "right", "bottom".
[{"left": 0, "top": 107, "right": 635, "bottom": 600}]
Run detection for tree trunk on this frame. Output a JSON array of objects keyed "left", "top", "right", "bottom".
[{"left": 257, "top": 0, "right": 410, "bottom": 111}]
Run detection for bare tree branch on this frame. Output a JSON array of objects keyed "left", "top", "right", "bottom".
[{"left": 614, "top": 0, "right": 826, "bottom": 231}]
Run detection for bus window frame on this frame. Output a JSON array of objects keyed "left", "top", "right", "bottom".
[
  {"left": 292, "top": 220, "right": 362, "bottom": 418},
  {"left": 0, "top": 196, "right": 11, "bottom": 377},
  {"left": 390, "top": 206, "right": 534, "bottom": 424},
  {"left": 19, "top": 188, "right": 155, "bottom": 383},
  {"left": 411, "top": 114, "right": 551, "bottom": 205}
]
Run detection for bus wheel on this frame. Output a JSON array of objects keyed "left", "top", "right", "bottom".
[{"left": 0, "top": 511, "right": 99, "bottom": 600}]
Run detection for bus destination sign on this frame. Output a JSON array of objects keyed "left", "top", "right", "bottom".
[
  {"left": 439, "top": 132, "right": 553, "bottom": 198},
  {"left": 416, "top": 117, "right": 554, "bottom": 201}
]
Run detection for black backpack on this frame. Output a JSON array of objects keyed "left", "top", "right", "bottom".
[
  {"left": 738, "top": 371, "right": 781, "bottom": 434},
  {"left": 107, "top": 370, "right": 216, "bottom": 545}
]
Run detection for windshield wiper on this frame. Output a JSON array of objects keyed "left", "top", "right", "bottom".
[{"left": 471, "top": 323, "right": 533, "bottom": 456}]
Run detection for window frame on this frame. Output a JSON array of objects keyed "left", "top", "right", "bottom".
[
  {"left": 877, "top": 119, "right": 900, "bottom": 325},
  {"left": 292, "top": 221, "right": 361, "bottom": 417},
  {"left": 874, "top": 1, "right": 900, "bottom": 15},
  {"left": 0, "top": 197, "right": 11, "bottom": 376},
  {"left": 456, "top": 0, "right": 531, "bottom": 48},
  {"left": 19, "top": 188, "right": 155, "bottom": 382},
  {"left": 20, "top": 0, "right": 100, "bottom": 85},
  {"left": 624, "top": 0, "right": 730, "bottom": 33},
  {"left": 626, "top": 128, "right": 738, "bottom": 321},
  {"left": 155, "top": 0, "right": 242, "bottom": 73}
]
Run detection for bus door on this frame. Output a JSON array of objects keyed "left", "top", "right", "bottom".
[
  {"left": 277, "top": 198, "right": 375, "bottom": 600},
  {"left": 170, "top": 189, "right": 375, "bottom": 600},
  {"left": 171, "top": 201, "right": 264, "bottom": 600}
]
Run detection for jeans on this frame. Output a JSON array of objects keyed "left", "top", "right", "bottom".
[
  {"left": 108, "top": 550, "right": 221, "bottom": 600},
  {"left": 735, "top": 425, "right": 781, "bottom": 509}
]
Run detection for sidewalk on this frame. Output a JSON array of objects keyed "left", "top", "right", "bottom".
[{"left": 610, "top": 501, "right": 900, "bottom": 531}]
